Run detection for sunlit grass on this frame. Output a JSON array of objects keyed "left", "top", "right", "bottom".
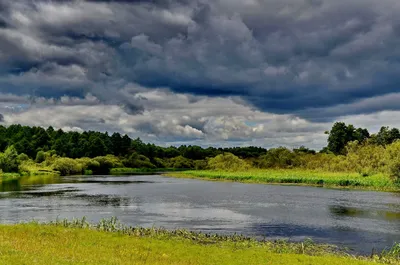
[
  {"left": 110, "top": 167, "right": 187, "bottom": 174},
  {"left": 0, "top": 218, "right": 397, "bottom": 265},
  {"left": 0, "top": 172, "right": 21, "bottom": 183},
  {"left": 165, "top": 169, "right": 399, "bottom": 191},
  {"left": 19, "top": 161, "right": 60, "bottom": 176}
]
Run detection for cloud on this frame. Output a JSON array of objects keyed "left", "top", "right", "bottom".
[
  {"left": 0, "top": 88, "right": 330, "bottom": 148},
  {"left": 0, "top": 0, "right": 399, "bottom": 148}
]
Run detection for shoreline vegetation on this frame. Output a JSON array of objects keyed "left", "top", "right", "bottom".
[
  {"left": 0, "top": 218, "right": 399, "bottom": 265},
  {"left": 164, "top": 170, "right": 400, "bottom": 192},
  {"left": 2, "top": 122, "right": 400, "bottom": 192}
]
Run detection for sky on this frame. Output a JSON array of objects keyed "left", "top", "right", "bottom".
[{"left": 1, "top": 0, "right": 400, "bottom": 150}]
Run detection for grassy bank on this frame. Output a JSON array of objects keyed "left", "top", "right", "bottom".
[
  {"left": 0, "top": 168, "right": 59, "bottom": 184},
  {"left": 0, "top": 172, "right": 21, "bottom": 183},
  {"left": 110, "top": 167, "right": 186, "bottom": 175},
  {"left": 0, "top": 218, "right": 398, "bottom": 265},
  {"left": 164, "top": 170, "right": 400, "bottom": 192}
]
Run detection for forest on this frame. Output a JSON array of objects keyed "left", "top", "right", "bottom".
[{"left": 1, "top": 122, "right": 400, "bottom": 181}]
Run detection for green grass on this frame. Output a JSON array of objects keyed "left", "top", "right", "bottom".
[
  {"left": 0, "top": 172, "right": 21, "bottom": 183},
  {"left": 19, "top": 162, "right": 60, "bottom": 176},
  {"left": 0, "top": 218, "right": 397, "bottom": 265},
  {"left": 110, "top": 167, "right": 187, "bottom": 174},
  {"left": 0, "top": 162, "right": 60, "bottom": 184},
  {"left": 165, "top": 169, "right": 400, "bottom": 192}
]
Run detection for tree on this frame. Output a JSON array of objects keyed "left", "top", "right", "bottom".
[
  {"left": 0, "top": 145, "right": 20, "bottom": 172},
  {"left": 371, "top": 126, "right": 400, "bottom": 146},
  {"left": 327, "top": 122, "right": 369, "bottom": 155},
  {"left": 327, "top": 122, "right": 350, "bottom": 155},
  {"left": 86, "top": 136, "right": 108, "bottom": 157},
  {"left": 35, "top": 150, "right": 46, "bottom": 163},
  {"left": 294, "top": 146, "right": 316, "bottom": 155}
]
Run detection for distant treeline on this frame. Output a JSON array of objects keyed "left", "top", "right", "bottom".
[
  {"left": 1, "top": 123, "right": 399, "bottom": 159},
  {"left": 0, "top": 124, "right": 266, "bottom": 160},
  {"left": 1, "top": 123, "right": 400, "bottom": 179}
]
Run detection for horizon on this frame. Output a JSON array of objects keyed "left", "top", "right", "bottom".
[{"left": 1, "top": 0, "right": 400, "bottom": 150}]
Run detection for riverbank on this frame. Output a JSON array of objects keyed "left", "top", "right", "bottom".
[
  {"left": 0, "top": 173, "right": 21, "bottom": 183},
  {"left": 164, "top": 170, "right": 400, "bottom": 192},
  {"left": 0, "top": 219, "right": 397, "bottom": 265},
  {"left": 110, "top": 167, "right": 186, "bottom": 174},
  {"left": 0, "top": 170, "right": 59, "bottom": 184}
]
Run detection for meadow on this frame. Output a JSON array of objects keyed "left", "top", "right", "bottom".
[
  {"left": 0, "top": 218, "right": 398, "bottom": 265},
  {"left": 165, "top": 169, "right": 400, "bottom": 192}
]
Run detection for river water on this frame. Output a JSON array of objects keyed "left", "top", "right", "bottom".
[{"left": 0, "top": 174, "right": 399, "bottom": 254}]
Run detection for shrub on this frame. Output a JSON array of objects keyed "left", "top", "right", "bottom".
[
  {"left": 76, "top": 157, "right": 100, "bottom": 171},
  {"left": 208, "top": 153, "right": 250, "bottom": 171},
  {"left": 17, "top": 153, "right": 30, "bottom": 163},
  {"left": 194, "top": 160, "right": 208, "bottom": 170},
  {"left": 168, "top": 156, "right": 193, "bottom": 169},
  {"left": 385, "top": 141, "right": 400, "bottom": 182},
  {"left": 52, "top": 157, "right": 83, "bottom": 176},
  {"left": 0, "top": 145, "right": 20, "bottom": 173},
  {"left": 258, "top": 147, "right": 299, "bottom": 169},
  {"left": 92, "top": 155, "right": 123, "bottom": 174},
  {"left": 122, "top": 153, "right": 156, "bottom": 169},
  {"left": 35, "top": 151, "right": 46, "bottom": 163},
  {"left": 345, "top": 141, "right": 386, "bottom": 175},
  {"left": 153, "top": 157, "right": 167, "bottom": 168}
]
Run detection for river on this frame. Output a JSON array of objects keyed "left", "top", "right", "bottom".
[{"left": 0, "top": 174, "right": 399, "bottom": 254}]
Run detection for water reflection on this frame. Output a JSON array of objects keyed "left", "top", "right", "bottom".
[
  {"left": 73, "top": 194, "right": 134, "bottom": 207},
  {"left": 77, "top": 180, "right": 155, "bottom": 185},
  {"left": 0, "top": 175, "right": 61, "bottom": 192},
  {"left": 0, "top": 179, "right": 21, "bottom": 192},
  {"left": 329, "top": 205, "right": 400, "bottom": 221},
  {"left": 0, "top": 174, "right": 399, "bottom": 255}
]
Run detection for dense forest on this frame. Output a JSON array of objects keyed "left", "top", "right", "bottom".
[
  {"left": 1, "top": 122, "right": 400, "bottom": 179},
  {"left": 0, "top": 124, "right": 267, "bottom": 160}
]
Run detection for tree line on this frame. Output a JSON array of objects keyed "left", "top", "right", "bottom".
[
  {"left": 0, "top": 124, "right": 267, "bottom": 160},
  {"left": 1, "top": 122, "right": 400, "bottom": 179}
]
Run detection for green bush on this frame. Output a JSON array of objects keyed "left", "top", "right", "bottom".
[
  {"left": 385, "top": 141, "right": 400, "bottom": 182},
  {"left": 153, "top": 157, "right": 167, "bottom": 168},
  {"left": 35, "top": 151, "right": 46, "bottom": 163},
  {"left": 0, "top": 146, "right": 20, "bottom": 173},
  {"left": 52, "top": 157, "right": 83, "bottom": 176},
  {"left": 258, "top": 147, "right": 299, "bottom": 169},
  {"left": 92, "top": 155, "right": 123, "bottom": 174},
  {"left": 122, "top": 153, "right": 156, "bottom": 169},
  {"left": 194, "top": 160, "right": 208, "bottom": 170},
  {"left": 17, "top": 153, "right": 30, "bottom": 163},
  {"left": 208, "top": 153, "right": 250, "bottom": 171},
  {"left": 168, "top": 156, "right": 193, "bottom": 169}
]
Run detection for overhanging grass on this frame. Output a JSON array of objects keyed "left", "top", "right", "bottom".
[
  {"left": 0, "top": 218, "right": 397, "bottom": 265},
  {"left": 164, "top": 169, "right": 400, "bottom": 192}
]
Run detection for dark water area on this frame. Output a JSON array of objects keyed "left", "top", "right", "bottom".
[{"left": 0, "top": 174, "right": 399, "bottom": 254}]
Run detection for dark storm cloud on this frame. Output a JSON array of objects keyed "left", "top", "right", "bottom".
[{"left": 0, "top": 0, "right": 400, "bottom": 121}]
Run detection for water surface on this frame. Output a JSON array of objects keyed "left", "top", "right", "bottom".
[{"left": 0, "top": 174, "right": 399, "bottom": 254}]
